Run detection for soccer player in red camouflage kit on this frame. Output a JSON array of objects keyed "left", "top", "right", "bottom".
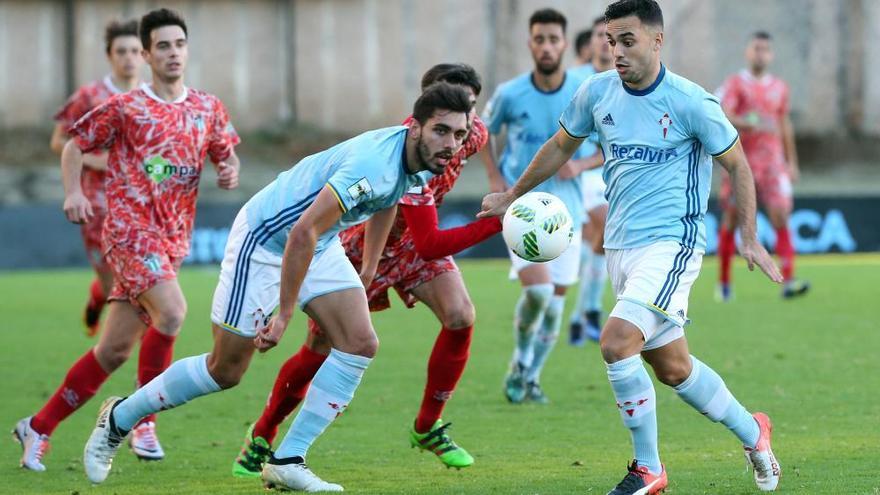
[
  {"left": 50, "top": 19, "right": 143, "bottom": 337},
  {"left": 231, "top": 64, "right": 502, "bottom": 477},
  {"left": 14, "top": 8, "right": 240, "bottom": 471},
  {"left": 716, "top": 31, "right": 808, "bottom": 301}
]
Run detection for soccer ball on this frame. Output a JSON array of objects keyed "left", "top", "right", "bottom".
[{"left": 503, "top": 192, "right": 574, "bottom": 262}]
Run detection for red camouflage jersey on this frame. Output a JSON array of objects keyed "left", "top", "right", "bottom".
[
  {"left": 338, "top": 116, "right": 489, "bottom": 310},
  {"left": 70, "top": 84, "right": 240, "bottom": 258},
  {"left": 718, "top": 70, "right": 790, "bottom": 172}
]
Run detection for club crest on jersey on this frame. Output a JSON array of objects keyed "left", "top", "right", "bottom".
[
  {"left": 192, "top": 115, "right": 205, "bottom": 132},
  {"left": 659, "top": 113, "right": 673, "bottom": 139},
  {"left": 347, "top": 177, "right": 373, "bottom": 202}
]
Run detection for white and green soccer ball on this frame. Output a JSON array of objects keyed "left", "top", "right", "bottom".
[{"left": 503, "top": 192, "right": 574, "bottom": 262}]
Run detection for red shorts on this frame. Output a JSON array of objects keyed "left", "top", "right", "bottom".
[
  {"left": 719, "top": 160, "right": 792, "bottom": 212},
  {"left": 80, "top": 168, "right": 111, "bottom": 275},
  {"left": 105, "top": 232, "right": 183, "bottom": 309}
]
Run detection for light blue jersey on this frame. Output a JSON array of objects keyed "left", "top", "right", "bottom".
[
  {"left": 244, "top": 126, "right": 430, "bottom": 256},
  {"left": 560, "top": 65, "right": 738, "bottom": 250},
  {"left": 484, "top": 72, "right": 593, "bottom": 225},
  {"left": 568, "top": 63, "right": 597, "bottom": 83}
]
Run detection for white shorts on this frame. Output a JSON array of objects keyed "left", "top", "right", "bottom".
[
  {"left": 582, "top": 171, "right": 608, "bottom": 214},
  {"left": 508, "top": 236, "right": 582, "bottom": 287},
  {"left": 606, "top": 240, "right": 704, "bottom": 350},
  {"left": 210, "top": 208, "right": 363, "bottom": 337}
]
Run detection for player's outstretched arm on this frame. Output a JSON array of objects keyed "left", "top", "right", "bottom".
[
  {"left": 361, "top": 205, "right": 397, "bottom": 286},
  {"left": 60, "top": 140, "right": 92, "bottom": 224},
  {"left": 480, "top": 135, "right": 507, "bottom": 193},
  {"left": 716, "top": 142, "right": 783, "bottom": 283},
  {"left": 478, "top": 128, "right": 582, "bottom": 218},
  {"left": 402, "top": 203, "right": 501, "bottom": 260},
  {"left": 255, "top": 187, "right": 344, "bottom": 352}
]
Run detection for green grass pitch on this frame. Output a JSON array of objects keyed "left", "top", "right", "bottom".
[{"left": 1, "top": 256, "right": 878, "bottom": 494}]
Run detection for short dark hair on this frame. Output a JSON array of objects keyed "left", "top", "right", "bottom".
[
  {"left": 529, "top": 8, "right": 567, "bottom": 33},
  {"left": 140, "top": 8, "right": 188, "bottom": 50},
  {"left": 412, "top": 82, "right": 473, "bottom": 125},
  {"left": 605, "top": 0, "right": 664, "bottom": 29},
  {"left": 752, "top": 30, "right": 772, "bottom": 41},
  {"left": 574, "top": 29, "right": 592, "bottom": 55},
  {"left": 104, "top": 19, "right": 138, "bottom": 55},
  {"left": 420, "top": 63, "right": 482, "bottom": 97}
]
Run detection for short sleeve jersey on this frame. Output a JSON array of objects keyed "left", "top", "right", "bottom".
[
  {"left": 483, "top": 72, "right": 591, "bottom": 225},
  {"left": 70, "top": 84, "right": 240, "bottom": 257},
  {"left": 244, "top": 126, "right": 432, "bottom": 256},
  {"left": 717, "top": 70, "right": 788, "bottom": 168},
  {"left": 560, "top": 65, "right": 738, "bottom": 251}
]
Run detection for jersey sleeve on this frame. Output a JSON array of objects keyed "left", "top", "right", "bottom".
[
  {"left": 54, "top": 87, "right": 91, "bottom": 130},
  {"left": 482, "top": 86, "right": 508, "bottom": 135},
  {"left": 69, "top": 97, "right": 123, "bottom": 153},
  {"left": 207, "top": 98, "right": 240, "bottom": 163},
  {"left": 326, "top": 157, "right": 384, "bottom": 213},
  {"left": 559, "top": 78, "right": 595, "bottom": 139},
  {"left": 689, "top": 93, "right": 739, "bottom": 157}
]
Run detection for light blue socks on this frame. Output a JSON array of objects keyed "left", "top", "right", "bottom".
[
  {"left": 607, "top": 355, "right": 661, "bottom": 474},
  {"left": 526, "top": 295, "right": 565, "bottom": 383}
]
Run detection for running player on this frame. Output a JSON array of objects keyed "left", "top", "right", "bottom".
[
  {"left": 50, "top": 19, "right": 142, "bottom": 337},
  {"left": 232, "top": 64, "right": 499, "bottom": 479},
  {"left": 716, "top": 31, "right": 808, "bottom": 301},
  {"left": 483, "top": 8, "right": 594, "bottom": 404},
  {"left": 479, "top": 1, "right": 783, "bottom": 493},
  {"left": 82, "top": 82, "right": 473, "bottom": 492},
  {"left": 568, "top": 15, "right": 614, "bottom": 346},
  {"left": 14, "top": 8, "right": 241, "bottom": 470}
]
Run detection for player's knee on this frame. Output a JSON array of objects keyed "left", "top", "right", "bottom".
[
  {"left": 153, "top": 304, "right": 187, "bottom": 335},
  {"left": 95, "top": 344, "right": 132, "bottom": 372},
  {"left": 440, "top": 301, "right": 475, "bottom": 329},
  {"left": 600, "top": 325, "right": 642, "bottom": 363},
  {"left": 206, "top": 356, "right": 246, "bottom": 389},
  {"left": 523, "top": 283, "right": 553, "bottom": 310},
  {"left": 652, "top": 357, "right": 692, "bottom": 387},
  {"left": 342, "top": 329, "right": 379, "bottom": 358}
]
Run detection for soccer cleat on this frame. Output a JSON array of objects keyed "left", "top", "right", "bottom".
[
  {"left": 503, "top": 362, "right": 527, "bottom": 403},
  {"left": 782, "top": 279, "right": 809, "bottom": 299},
  {"left": 409, "top": 420, "right": 474, "bottom": 469},
  {"left": 568, "top": 319, "right": 586, "bottom": 347},
  {"left": 262, "top": 455, "right": 343, "bottom": 492},
  {"left": 715, "top": 283, "right": 733, "bottom": 303},
  {"left": 12, "top": 417, "right": 49, "bottom": 472},
  {"left": 585, "top": 310, "right": 602, "bottom": 342},
  {"left": 83, "top": 396, "right": 128, "bottom": 484},
  {"left": 129, "top": 421, "right": 164, "bottom": 461},
  {"left": 744, "top": 412, "right": 781, "bottom": 491},
  {"left": 83, "top": 303, "right": 101, "bottom": 337},
  {"left": 606, "top": 460, "right": 668, "bottom": 495},
  {"left": 232, "top": 424, "right": 272, "bottom": 478},
  {"left": 525, "top": 381, "right": 549, "bottom": 404}
]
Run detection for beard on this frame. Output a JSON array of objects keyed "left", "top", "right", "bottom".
[
  {"left": 416, "top": 138, "right": 449, "bottom": 175},
  {"left": 535, "top": 57, "right": 561, "bottom": 76}
]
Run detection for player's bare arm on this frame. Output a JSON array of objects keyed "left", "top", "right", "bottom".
[
  {"left": 481, "top": 134, "right": 507, "bottom": 193},
  {"left": 53, "top": 123, "right": 109, "bottom": 171},
  {"left": 215, "top": 151, "right": 241, "bottom": 190},
  {"left": 780, "top": 114, "right": 799, "bottom": 182},
  {"left": 478, "top": 128, "right": 582, "bottom": 218},
  {"left": 360, "top": 205, "right": 398, "bottom": 286},
  {"left": 60, "top": 140, "right": 92, "bottom": 224},
  {"left": 716, "top": 142, "right": 783, "bottom": 283},
  {"left": 254, "top": 186, "right": 345, "bottom": 352}
]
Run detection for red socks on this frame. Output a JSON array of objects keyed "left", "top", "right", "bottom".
[
  {"left": 31, "top": 349, "right": 109, "bottom": 436},
  {"left": 88, "top": 278, "right": 106, "bottom": 310},
  {"left": 775, "top": 226, "right": 795, "bottom": 281},
  {"left": 718, "top": 227, "right": 736, "bottom": 285},
  {"left": 415, "top": 326, "right": 473, "bottom": 433},
  {"left": 253, "top": 345, "right": 328, "bottom": 443},
  {"left": 136, "top": 327, "right": 176, "bottom": 425}
]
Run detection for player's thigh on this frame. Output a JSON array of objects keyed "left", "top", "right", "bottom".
[
  {"left": 305, "top": 320, "right": 332, "bottom": 355},
  {"left": 94, "top": 301, "right": 149, "bottom": 371},
  {"left": 410, "top": 270, "right": 475, "bottom": 330},
  {"left": 641, "top": 336, "right": 692, "bottom": 387},
  {"left": 207, "top": 323, "right": 258, "bottom": 388},
  {"left": 304, "top": 288, "right": 376, "bottom": 357},
  {"left": 138, "top": 279, "right": 188, "bottom": 334}
]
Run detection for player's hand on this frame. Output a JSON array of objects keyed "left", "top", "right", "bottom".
[
  {"left": 63, "top": 191, "right": 93, "bottom": 224},
  {"left": 787, "top": 162, "right": 800, "bottom": 183},
  {"left": 216, "top": 161, "right": 239, "bottom": 190},
  {"left": 488, "top": 175, "right": 507, "bottom": 194},
  {"left": 477, "top": 191, "right": 515, "bottom": 218},
  {"left": 254, "top": 314, "right": 288, "bottom": 352},
  {"left": 557, "top": 160, "right": 581, "bottom": 180},
  {"left": 358, "top": 268, "right": 377, "bottom": 288},
  {"left": 740, "top": 238, "right": 784, "bottom": 283}
]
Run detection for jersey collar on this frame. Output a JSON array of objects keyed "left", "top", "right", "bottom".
[
  {"left": 622, "top": 63, "right": 666, "bottom": 96},
  {"left": 739, "top": 68, "right": 772, "bottom": 85},
  {"left": 103, "top": 75, "right": 123, "bottom": 94},
  {"left": 141, "top": 83, "right": 189, "bottom": 104},
  {"left": 530, "top": 72, "right": 567, "bottom": 95}
]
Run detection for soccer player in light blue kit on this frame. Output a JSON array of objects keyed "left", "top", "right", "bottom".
[
  {"left": 483, "top": 8, "right": 598, "bottom": 404},
  {"left": 82, "top": 83, "right": 473, "bottom": 492},
  {"left": 480, "top": 1, "right": 783, "bottom": 493}
]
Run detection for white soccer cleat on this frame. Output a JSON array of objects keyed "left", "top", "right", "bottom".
[
  {"left": 130, "top": 421, "right": 165, "bottom": 461},
  {"left": 83, "top": 396, "right": 128, "bottom": 484},
  {"left": 744, "top": 412, "right": 781, "bottom": 491},
  {"left": 262, "top": 457, "right": 344, "bottom": 492},
  {"left": 12, "top": 417, "right": 49, "bottom": 472}
]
